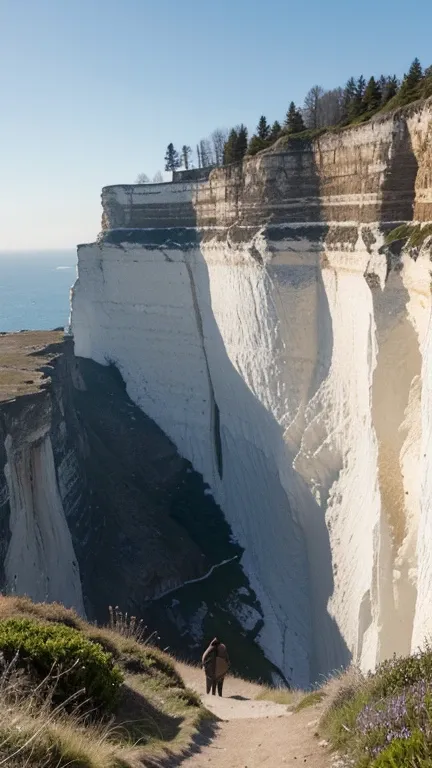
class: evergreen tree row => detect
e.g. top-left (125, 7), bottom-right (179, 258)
top-left (163, 58), bottom-right (432, 172)
top-left (245, 58), bottom-right (431, 158)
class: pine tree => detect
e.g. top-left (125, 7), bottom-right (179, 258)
top-left (164, 143), bottom-right (181, 172)
top-left (234, 125), bottom-right (248, 161)
top-left (423, 67), bottom-right (432, 98)
top-left (285, 102), bottom-right (296, 128)
top-left (285, 102), bottom-right (305, 134)
top-left (248, 135), bottom-right (266, 155)
top-left (399, 58), bottom-right (423, 101)
top-left (341, 77), bottom-right (357, 122)
top-left (405, 57), bottom-right (423, 89)
top-left (223, 127), bottom-right (248, 164)
top-left (362, 76), bottom-right (382, 113)
top-left (257, 116), bottom-right (270, 140)
top-left (378, 75), bottom-right (387, 96)
top-left (269, 121), bottom-right (282, 142)
top-left (248, 117), bottom-right (271, 156)
top-left (181, 145), bottom-right (192, 170)
top-left (223, 129), bottom-right (238, 165)
top-left (349, 75), bottom-right (366, 119)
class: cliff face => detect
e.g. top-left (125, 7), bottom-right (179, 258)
top-left (0, 333), bottom-right (273, 682)
top-left (72, 98), bottom-right (432, 686)
top-left (0, 333), bottom-right (84, 612)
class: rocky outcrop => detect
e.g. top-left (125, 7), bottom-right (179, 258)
top-left (72, 98), bottom-right (432, 686)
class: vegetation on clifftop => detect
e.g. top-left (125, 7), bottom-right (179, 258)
top-left (161, 57), bottom-right (432, 174)
top-left (0, 596), bottom-right (207, 768)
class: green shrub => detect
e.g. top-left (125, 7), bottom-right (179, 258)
top-left (0, 618), bottom-right (123, 713)
top-left (371, 730), bottom-right (432, 767)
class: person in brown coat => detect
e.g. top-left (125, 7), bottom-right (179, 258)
top-left (202, 637), bottom-right (230, 696)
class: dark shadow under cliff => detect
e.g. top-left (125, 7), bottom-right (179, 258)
top-left (47, 340), bottom-right (277, 683)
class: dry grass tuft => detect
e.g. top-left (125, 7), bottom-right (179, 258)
top-left (108, 606), bottom-right (158, 646)
top-left (255, 685), bottom-right (302, 709)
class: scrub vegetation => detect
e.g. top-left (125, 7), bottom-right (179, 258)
top-left (0, 596), bottom-right (209, 767)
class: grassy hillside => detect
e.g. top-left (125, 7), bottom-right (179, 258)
top-left (0, 597), bottom-right (211, 767)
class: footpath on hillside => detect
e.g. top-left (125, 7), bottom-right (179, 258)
top-left (172, 663), bottom-right (339, 768)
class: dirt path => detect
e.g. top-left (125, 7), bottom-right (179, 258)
top-left (176, 663), bottom-right (335, 768)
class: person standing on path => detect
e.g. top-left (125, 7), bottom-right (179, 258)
top-left (202, 637), bottom-right (230, 696)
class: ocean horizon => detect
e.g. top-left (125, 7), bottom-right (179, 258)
top-left (0, 250), bottom-right (77, 333)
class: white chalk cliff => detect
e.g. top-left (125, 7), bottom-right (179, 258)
top-left (72, 98), bottom-right (432, 686)
top-left (0, 384), bottom-right (84, 614)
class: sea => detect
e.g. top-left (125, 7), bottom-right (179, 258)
top-left (0, 250), bottom-right (77, 333)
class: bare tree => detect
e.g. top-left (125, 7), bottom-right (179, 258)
top-left (303, 85), bottom-right (325, 129)
top-left (153, 171), bottom-right (163, 183)
top-left (199, 138), bottom-right (214, 168)
top-left (135, 172), bottom-right (150, 184)
top-left (319, 87), bottom-right (344, 127)
top-left (211, 128), bottom-right (228, 166)
top-left (303, 86), bottom-right (344, 129)
top-left (181, 145), bottom-right (192, 170)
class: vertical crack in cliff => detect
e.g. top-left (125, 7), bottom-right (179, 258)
top-left (185, 261), bottom-right (223, 479)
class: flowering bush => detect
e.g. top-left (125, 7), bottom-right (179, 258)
top-left (320, 652), bottom-right (432, 766)
top-left (356, 680), bottom-right (432, 761)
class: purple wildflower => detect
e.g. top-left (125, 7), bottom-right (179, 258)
top-left (356, 680), bottom-right (432, 757)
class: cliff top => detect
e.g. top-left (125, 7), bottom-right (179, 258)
top-left (0, 330), bottom-right (64, 402)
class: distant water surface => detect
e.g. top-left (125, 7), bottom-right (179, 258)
top-left (0, 250), bottom-right (77, 332)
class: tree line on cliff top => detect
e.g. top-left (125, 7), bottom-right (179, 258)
top-left (157, 57), bottom-right (432, 176)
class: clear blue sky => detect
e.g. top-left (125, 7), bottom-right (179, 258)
top-left (1, 0), bottom-right (431, 249)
